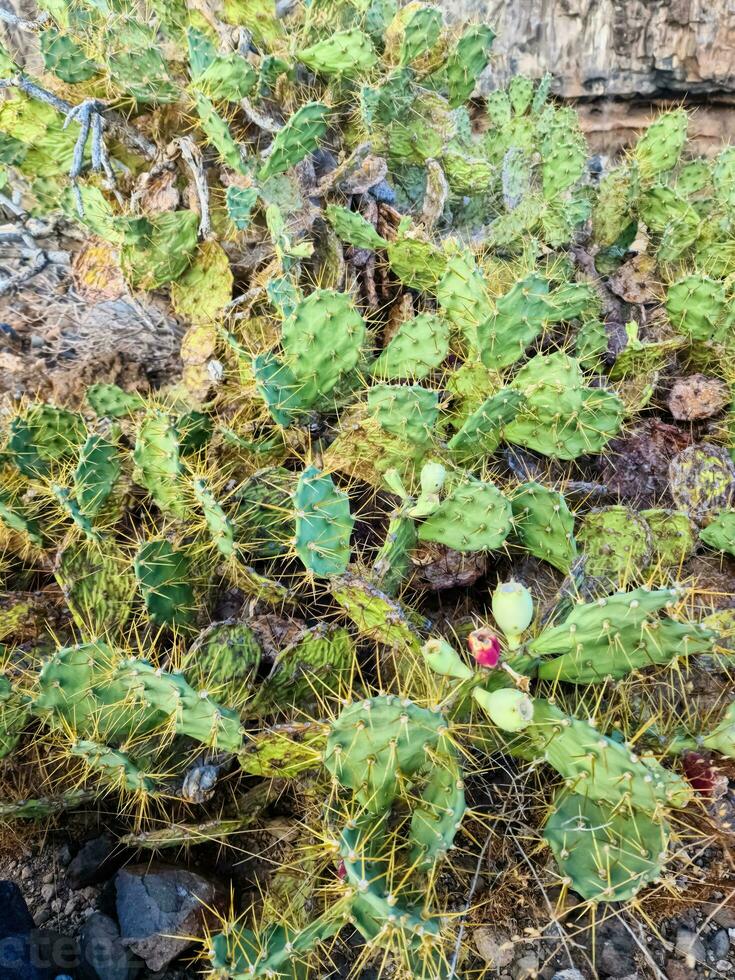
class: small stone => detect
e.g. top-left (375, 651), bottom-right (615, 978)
top-left (474, 927), bottom-right (515, 969)
top-left (665, 958), bottom-right (696, 980)
top-left (709, 929), bottom-right (730, 960)
top-left (63, 899), bottom-right (76, 917)
top-left (675, 929), bottom-right (706, 968)
top-left (34, 909), bottom-right (50, 927)
top-left (600, 936), bottom-right (636, 976)
top-left (41, 874), bottom-right (53, 886)
top-left (40, 885), bottom-right (55, 903)
top-left (513, 952), bottom-right (540, 979)
top-left (50, 899), bottom-right (62, 914)
top-left (79, 912), bottom-right (141, 980)
top-left (56, 845), bottom-right (72, 866)
top-left (668, 375), bottom-right (729, 421)
top-left (68, 836), bottom-right (123, 889)
top-left (713, 908), bottom-right (735, 929)
top-left (20, 867), bottom-right (32, 881)
top-left (716, 961), bottom-right (732, 973)
top-left (551, 970), bottom-right (587, 980)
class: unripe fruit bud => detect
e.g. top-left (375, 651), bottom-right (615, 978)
top-left (420, 461), bottom-right (447, 497)
top-left (473, 687), bottom-right (534, 731)
top-left (491, 580), bottom-right (534, 648)
top-left (467, 628), bottom-right (501, 667)
top-left (422, 637), bottom-right (474, 679)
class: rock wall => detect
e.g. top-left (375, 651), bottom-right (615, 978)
top-left (439, 0), bottom-right (735, 155)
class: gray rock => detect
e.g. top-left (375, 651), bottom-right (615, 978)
top-left (68, 836), bottom-right (123, 888)
top-left (709, 928), bottom-right (730, 960)
top-left (600, 936), bottom-right (636, 976)
top-left (79, 913), bottom-right (141, 980)
top-left (115, 864), bottom-right (222, 972)
top-left (513, 952), bottom-right (540, 979)
top-left (551, 970), bottom-right (587, 980)
top-left (474, 927), bottom-right (515, 969)
top-left (675, 928), bottom-right (706, 967)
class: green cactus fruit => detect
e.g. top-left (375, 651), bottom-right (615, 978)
top-left (641, 509), bottom-right (695, 568)
top-left (121, 211), bottom-right (199, 290)
top-left (504, 352), bottom-right (624, 460)
top-left (133, 412), bottom-right (188, 520)
top-left (194, 92), bottom-right (245, 172)
top-left (170, 241), bottom-right (233, 322)
top-left (373, 512), bottom-right (417, 595)
top-left (448, 389), bottom-right (526, 463)
top-left (436, 248), bottom-right (494, 349)
top-left (528, 700), bottom-right (692, 811)
top-left (281, 289), bottom-right (366, 404)
top-left (86, 384), bottom-right (145, 419)
top-left (397, 5), bottom-right (443, 67)
top-left (71, 739), bottom-right (156, 794)
top-left (134, 539), bottom-right (196, 629)
top-left (234, 466), bottom-right (294, 559)
top-left (422, 637), bottom-right (473, 679)
top-left (0, 498), bottom-right (42, 549)
top-left (533, 587), bottom-right (714, 683)
top-left (511, 482), bottom-right (577, 573)
top-left (443, 24), bottom-right (495, 107)
top-left (8, 404), bottom-right (86, 477)
top-left (634, 109), bottom-right (688, 185)
top-left (418, 477), bottom-right (512, 552)
top-left (191, 478), bottom-right (234, 557)
top-left (40, 28), bottom-right (97, 83)
top-left (225, 186), bottom-right (259, 231)
top-left (492, 580), bottom-right (534, 647)
top-left (545, 792), bottom-right (669, 902)
top-left (478, 274), bottom-right (550, 370)
top-left (326, 205), bottom-right (387, 251)
top-left (331, 573), bottom-right (428, 651)
top-left (259, 102), bottom-right (329, 181)
top-left (508, 76), bottom-right (535, 115)
top-left (293, 467), bottom-right (353, 577)
top-left (55, 541), bottom-right (135, 634)
top-left (324, 695), bottom-right (448, 812)
top-left (370, 313), bottom-right (449, 380)
top-left (669, 443), bottom-right (735, 525)
top-left (576, 505), bottom-right (652, 579)
top-left (74, 434), bottom-right (121, 519)
top-left (367, 384), bottom-right (439, 447)
top-left (473, 687), bottom-right (534, 731)
top-left (298, 29), bottom-right (377, 77)
top-left (386, 233), bottom-right (447, 291)
top-left (699, 510), bottom-right (735, 557)
top-left (666, 275), bottom-right (733, 345)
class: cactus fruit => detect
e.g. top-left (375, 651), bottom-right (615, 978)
top-left (418, 477), bottom-right (512, 552)
top-left (510, 482), bottom-right (577, 573)
top-left (422, 637), bottom-right (474, 679)
top-left (473, 687), bottom-right (534, 731)
top-left (293, 467), bottom-right (353, 577)
top-left (492, 580), bottom-right (535, 648)
top-left (545, 792), bottom-right (670, 902)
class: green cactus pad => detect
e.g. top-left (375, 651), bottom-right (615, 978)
top-left (373, 512), bottom-right (418, 595)
top-left (324, 695), bottom-right (448, 812)
top-left (326, 205), bottom-right (387, 250)
top-left (134, 539), bottom-right (196, 629)
top-left (40, 28), bottom-right (98, 84)
top-left (86, 384), bottom-right (145, 419)
top-left (255, 625), bottom-right (356, 712)
top-left (448, 388), bottom-right (525, 462)
top-left (576, 505), bottom-right (652, 579)
top-left (74, 434), bottom-right (121, 519)
top-left (133, 412), bottom-right (188, 520)
top-left (194, 93), bottom-right (245, 173)
top-left (699, 510), bottom-right (735, 557)
top-left (71, 739), bottom-right (156, 794)
top-left (545, 792), bottom-right (669, 902)
top-left (477, 275), bottom-right (548, 369)
top-left (511, 482), bottom-right (577, 573)
top-left (398, 5), bottom-right (443, 66)
top-left (386, 235), bottom-right (447, 291)
top-left (436, 249), bottom-right (494, 349)
top-left (0, 790), bottom-right (95, 821)
top-left (293, 467), bottom-right (354, 577)
top-left (418, 477), bottom-right (512, 552)
top-left (225, 186), bottom-right (259, 231)
top-left (641, 509), bottom-right (695, 568)
top-left (0, 498), bottom-right (42, 549)
top-left (408, 751), bottom-right (465, 868)
top-left (51, 485), bottom-right (101, 543)
top-left (370, 313), bottom-right (449, 380)
top-left (533, 587), bottom-right (714, 683)
top-left (666, 275), bottom-right (733, 345)
top-left (8, 404), bottom-right (86, 477)
top-left (332, 573), bottom-right (428, 651)
top-left (192, 478), bottom-right (234, 557)
top-left (298, 29), bottom-right (377, 77)
top-left (233, 466), bottom-right (294, 559)
top-left (634, 109), bottom-right (688, 184)
top-left (238, 722), bottom-right (326, 778)
top-left (504, 352), bottom-right (624, 460)
top-left (120, 211), bottom-right (199, 290)
top-left (0, 674), bottom-right (28, 759)
top-left (170, 241), bottom-right (233, 322)
top-left (367, 384), bottom-right (439, 446)
top-left (55, 542), bottom-right (135, 634)
top-left (259, 102), bottom-right (330, 181)
top-left (186, 620), bottom-right (262, 697)
top-left (443, 24), bottom-right (496, 108)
